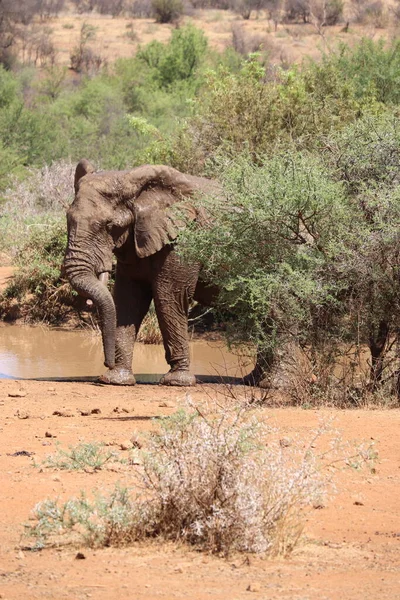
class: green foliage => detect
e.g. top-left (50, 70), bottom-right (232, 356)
top-left (178, 152), bottom-right (350, 351)
top-left (137, 25), bottom-right (208, 89)
top-left (325, 38), bottom-right (400, 105)
top-left (325, 111), bottom-right (400, 193)
top-left (42, 442), bottom-right (121, 471)
top-left (1, 222), bottom-right (74, 323)
top-left (173, 52), bottom-right (373, 171)
top-left (0, 66), bottom-right (20, 108)
top-left (8, 223), bottom-right (67, 298)
top-left (335, 184), bottom-right (400, 338)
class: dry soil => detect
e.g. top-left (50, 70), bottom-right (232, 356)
top-left (0, 377), bottom-right (399, 600)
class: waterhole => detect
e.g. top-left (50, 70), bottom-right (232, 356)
top-left (0, 324), bottom-right (252, 382)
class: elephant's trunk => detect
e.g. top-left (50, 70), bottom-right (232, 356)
top-left (64, 263), bottom-right (116, 369)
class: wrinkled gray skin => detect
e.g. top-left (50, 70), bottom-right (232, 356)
top-left (63, 160), bottom-right (267, 387)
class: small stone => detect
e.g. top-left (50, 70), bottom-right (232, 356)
top-left (354, 501), bottom-right (364, 506)
top-left (91, 408), bottom-right (101, 414)
top-left (158, 401), bottom-right (174, 408)
top-left (113, 406), bottom-right (130, 414)
top-left (45, 431), bottom-right (55, 438)
top-left (8, 450), bottom-right (34, 457)
top-left (246, 583), bottom-right (261, 593)
top-left (8, 391), bottom-right (27, 398)
top-left (75, 552), bottom-right (86, 560)
top-left (15, 410), bottom-right (30, 419)
top-left (174, 567), bottom-right (183, 573)
top-left (52, 475), bottom-right (61, 482)
top-left (47, 387), bottom-right (56, 392)
top-left (53, 409), bottom-right (75, 417)
top-left (78, 409), bottom-right (91, 416)
top-left (120, 440), bottom-right (133, 451)
top-left (279, 437), bottom-right (291, 448)
top-left (17, 550), bottom-right (25, 560)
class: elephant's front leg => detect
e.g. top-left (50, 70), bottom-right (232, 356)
top-left (152, 252), bottom-right (198, 387)
top-left (99, 271), bottom-right (152, 385)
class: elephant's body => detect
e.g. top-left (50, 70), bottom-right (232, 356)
top-left (64, 161), bottom-right (265, 386)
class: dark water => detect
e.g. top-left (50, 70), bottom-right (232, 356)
top-left (0, 324), bottom-right (252, 382)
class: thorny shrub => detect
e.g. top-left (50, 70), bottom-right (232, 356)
top-left (26, 401), bottom-right (375, 555)
top-left (0, 160), bottom-right (74, 256)
top-left (0, 161), bottom-right (77, 322)
top-left (0, 223), bottom-right (73, 323)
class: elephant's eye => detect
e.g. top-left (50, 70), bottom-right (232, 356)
top-left (105, 220), bottom-right (113, 233)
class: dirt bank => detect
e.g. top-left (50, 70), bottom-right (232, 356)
top-left (0, 378), bottom-right (399, 599)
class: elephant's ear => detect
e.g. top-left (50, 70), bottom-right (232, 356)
top-left (133, 185), bottom-right (196, 258)
top-left (120, 165), bottom-right (201, 259)
top-left (74, 159), bottom-right (96, 193)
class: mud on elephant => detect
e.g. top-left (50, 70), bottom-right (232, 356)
top-left (63, 160), bottom-right (268, 387)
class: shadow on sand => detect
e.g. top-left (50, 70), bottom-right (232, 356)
top-left (0, 373), bottom-right (244, 385)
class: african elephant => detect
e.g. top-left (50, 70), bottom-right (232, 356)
top-left (63, 160), bottom-right (268, 387)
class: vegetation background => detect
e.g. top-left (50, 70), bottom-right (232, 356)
top-left (1, 0), bottom-right (400, 405)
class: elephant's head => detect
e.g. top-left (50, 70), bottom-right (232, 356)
top-left (63, 159), bottom-right (215, 369)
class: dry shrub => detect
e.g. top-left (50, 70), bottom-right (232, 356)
top-left (350, 0), bottom-right (388, 27)
top-left (26, 400), bottom-right (374, 554)
top-left (95, 0), bottom-right (125, 15)
top-left (126, 0), bottom-right (153, 17)
top-left (0, 160), bottom-right (74, 256)
top-left (231, 24), bottom-right (269, 56)
top-left (0, 161), bottom-right (75, 323)
top-left (70, 22), bottom-right (107, 74)
top-left (19, 26), bottom-right (57, 67)
top-left (280, 342), bottom-right (400, 408)
top-left (152, 0), bottom-right (184, 22)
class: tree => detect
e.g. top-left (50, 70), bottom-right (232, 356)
top-left (151, 0), bottom-right (183, 23)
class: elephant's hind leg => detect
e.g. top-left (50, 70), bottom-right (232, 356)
top-left (99, 271), bottom-right (152, 386)
top-left (242, 347), bottom-right (274, 389)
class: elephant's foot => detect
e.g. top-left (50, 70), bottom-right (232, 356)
top-left (242, 368), bottom-right (271, 389)
top-left (98, 368), bottom-right (136, 386)
top-left (159, 369), bottom-right (196, 387)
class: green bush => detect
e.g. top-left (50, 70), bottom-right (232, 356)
top-left (178, 151), bottom-right (350, 353)
top-left (165, 52), bottom-right (373, 171)
top-left (0, 222), bottom-right (73, 323)
top-left (325, 111), bottom-right (400, 193)
top-left (321, 39), bottom-right (400, 105)
top-left (137, 25), bottom-right (208, 89)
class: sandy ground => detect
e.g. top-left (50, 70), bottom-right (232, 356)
top-left (32, 8), bottom-right (395, 68)
top-left (0, 376), bottom-right (399, 600)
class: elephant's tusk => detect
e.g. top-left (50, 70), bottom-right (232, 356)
top-left (86, 272), bottom-right (110, 306)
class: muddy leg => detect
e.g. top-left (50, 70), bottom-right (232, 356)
top-left (152, 251), bottom-right (198, 387)
top-left (99, 271), bottom-right (152, 385)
